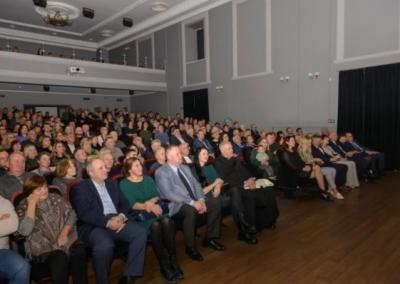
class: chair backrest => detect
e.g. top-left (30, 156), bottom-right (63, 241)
top-left (43, 172), bottom-right (55, 184)
top-left (66, 179), bottom-right (84, 203)
top-left (144, 159), bottom-right (156, 170)
top-left (112, 173), bottom-right (125, 182)
top-left (81, 168), bottom-right (89, 179)
top-left (11, 189), bottom-right (23, 205)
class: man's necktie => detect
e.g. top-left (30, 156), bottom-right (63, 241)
top-left (177, 169), bottom-right (197, 200)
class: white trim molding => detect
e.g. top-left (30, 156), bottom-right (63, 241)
top-left (181, 12), bottom-right (211, 88)
top-left (336, 0), bottom-right (345, 61)
top-left (232, 0), bottom-right (272, 80)
top-left (103, 0), bottom-right (233, 50)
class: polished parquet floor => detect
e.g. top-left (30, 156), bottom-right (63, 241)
top-left (97, 172), bottom-right (400, 284)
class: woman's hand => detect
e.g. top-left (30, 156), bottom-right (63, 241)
top-left (303, 165), bottom-right (311, 172)
top-left (150, 204), bottom-right (163, 216)
top-left (27, 193), bottom-right (40, 206)
top-left (56, 232), bottom-right (69, 247)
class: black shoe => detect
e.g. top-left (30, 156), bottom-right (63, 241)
top-left (118, 276), bottom-right (136, 284)
top-left (160, 265), bottom-right (177, 284)
top-left (320, 191), bottom-right (333, 201)
top-left (203, 239), bottom-right (225, 251)
top-left (170, 255), bottom-right (184, 280)
top-left (246, 226), bottom-right (258, 235)
top-left (185, 247), bottom-right (204, 261)
top-left (238, 231), bottom-right (258, 245)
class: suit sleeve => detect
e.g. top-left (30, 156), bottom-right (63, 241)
top-left (184, 166), bottom-right (205, 200)
top-left (155, 169), bottom-right (194, 205)
top-left (71, 182), bottom-right (108, 228)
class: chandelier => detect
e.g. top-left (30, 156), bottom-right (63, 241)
top-left (35, 1), bottom-right (79, 27)
top-left (43, 10), bottom-right (72, 26)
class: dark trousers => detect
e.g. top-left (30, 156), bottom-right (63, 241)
top-left (41, 242), bottom-right (87, 284)
top-left (241, 188), bottom-right (279, 228)
top-left (368, 152), bottom-right (385, 172)
top-left (149, 217), bottom-right (177, 265)
top-left (330, 163), bottom-right (347, 187)
top-left (80, 221), bottom-right (147, 284)
top-left (173, 196), bottom-right (221, 248)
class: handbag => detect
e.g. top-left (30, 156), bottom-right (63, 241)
top-left (128, 200), bottom-right (169, 222)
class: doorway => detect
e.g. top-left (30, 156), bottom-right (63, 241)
top-left (182, 88), bottom-right (209, 120)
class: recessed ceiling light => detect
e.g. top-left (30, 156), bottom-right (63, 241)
top-left (9, 24), bottom-right (15, 28)
top-left (89, 38), bottom-right (93, 41)
top-left (100, 29), bottom-right (114, 37)
top-left (52, 31), bottom-right (57, 35)
top-left (151, 1), bottom-right (168, 12)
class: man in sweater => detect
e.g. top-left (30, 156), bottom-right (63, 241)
top-left (0, 195), bottom-right (31, 283)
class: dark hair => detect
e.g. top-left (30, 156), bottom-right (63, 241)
top-left (23, 174), bottom-right (47, 196)
top-left (282, 136), bottom-right (295, 150)
top-left (122, 157), bottom-right (142, 177)
top-left (193, 147), bottom-right (208, 186)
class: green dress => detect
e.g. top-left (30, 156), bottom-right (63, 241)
top-left (191, 164), bottom-right (220, 197)
top-left (120, 176), bottom-right (163, 232)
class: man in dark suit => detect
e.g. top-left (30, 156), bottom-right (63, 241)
top-left (169, 128), bottom-right (188, 146)
top-left (155, 146), bottom-right (224, 262)
top-left (345, 132), bottom-right (385, 176)
top-left (311, 135), bottom-right (347, 187)
top-left (214, 142), bottom-right (279, 244)
top-left (329, 132), bottom-right (371, 180)
top-left (71, 158), bottom-right (147, 284)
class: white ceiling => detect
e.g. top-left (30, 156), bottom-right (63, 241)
top-left (0, 0), bottom-right (231, 50)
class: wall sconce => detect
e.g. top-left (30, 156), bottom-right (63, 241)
top-left (308, 72), bottom-right (320, 80)
top-left (216, 85), bottom-right (224, 94)
top-left (280, 76), bottom-right (290, 83)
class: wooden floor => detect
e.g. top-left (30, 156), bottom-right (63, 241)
top-left (98, 172), bottom-right (400, 284)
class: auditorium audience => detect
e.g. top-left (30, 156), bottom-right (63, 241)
top-left (17, 175), bottom-right (87, 284)
top-left (0, 105), bottom-right (390, 282)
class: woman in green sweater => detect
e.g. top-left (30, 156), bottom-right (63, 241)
top-left (120, 157), bottom-right (182, 284)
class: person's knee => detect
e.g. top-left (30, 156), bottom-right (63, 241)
top-left (13, 257), bottom-right (30, 278)
top-left (92, 239), bottom-right (115, 257)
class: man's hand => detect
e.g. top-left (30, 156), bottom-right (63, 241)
top-left (106, 216), bottom-right (124, 231)
top-left (303, 165), bottom-right (311, 172)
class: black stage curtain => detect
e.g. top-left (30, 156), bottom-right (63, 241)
top-left (338, 63), bottom-right (400, 169)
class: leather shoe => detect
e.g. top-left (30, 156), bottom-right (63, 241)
top-left (185, 247), bottom-right (203, 261)
top-left (160, 265), bottom-right (177, 284)
top-left (170, 255), bottom-right (184, 280)
top-left (118, 276), bottom-right (136, 284)
top-left (238, 231), bottom-right (258, 245)
top-left (246, 226), bottom-right (258, 235)
top-left (203, 238), bottom-right (225, 251)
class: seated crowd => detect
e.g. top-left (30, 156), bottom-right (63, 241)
top-left (0, 108), bottom-right (385, 284)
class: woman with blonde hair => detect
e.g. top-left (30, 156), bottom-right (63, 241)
top-left (297, 137), bottom-right (343, 199)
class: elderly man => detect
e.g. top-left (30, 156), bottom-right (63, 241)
top-left (0, 152), bottom-right (33, 200)
top-left (178, 143), bottom-right (194, 165)
top-left (155, 146), bottom-right (224, 262)
top-left (214, 142), bottom-right (279, 244)
top-left (71, 158), bottom-right (147, 284)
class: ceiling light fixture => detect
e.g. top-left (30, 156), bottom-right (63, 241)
top-left (35, 1), bottom-right (79, 27)
top-left (151, 1), bottom-right (168, 12)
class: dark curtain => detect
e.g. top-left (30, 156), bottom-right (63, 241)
top-left (338, 63), bottom-right (400, 169)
